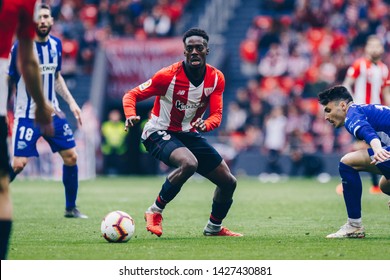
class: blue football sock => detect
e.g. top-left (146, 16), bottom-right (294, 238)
top-left (156, 178), bottom-right (182, 209)
top-left (210, 199), bottom-right (233, 224)
top-left (63, 165), bottom-right (78, 209)
top-left (339, 162), bottom-right (362, 219)
top-left (370, 173), bottom-right (379, 186)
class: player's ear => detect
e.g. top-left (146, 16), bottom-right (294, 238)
top-left (206, 48), bottom-right (210, 55)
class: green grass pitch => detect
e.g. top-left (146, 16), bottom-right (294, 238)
top-left (8, 176), bottom-right (390, 260)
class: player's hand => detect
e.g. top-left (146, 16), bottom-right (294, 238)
top-left (34, 101), bottom-right (54, 136)
top-left (125, 116), bottom-right (141, 132)
top-left (70, 102), bottom-right (82, 126)
top-left (370, 147), bottom-right (390, 164)
top-left (192, 118), bottom-right (207, 132)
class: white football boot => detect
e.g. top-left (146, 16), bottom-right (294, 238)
top-left (326, 221), bottom-right (365, 238)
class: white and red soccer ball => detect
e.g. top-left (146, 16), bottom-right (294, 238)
top-left (101, 211), bottom-right (135, 242)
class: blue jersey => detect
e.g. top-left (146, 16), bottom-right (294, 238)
top-left (345, 104), bottom-right (390, 146)
top-left (9, 35), bottom-right (76, 156)
top-left (9, 35), bottom-right (62, 119)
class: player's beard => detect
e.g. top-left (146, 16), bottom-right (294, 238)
top-left (36, 25), bottom-right (52, 39)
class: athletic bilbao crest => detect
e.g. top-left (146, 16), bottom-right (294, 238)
top-left (204, 87), bottom-right (214, 96)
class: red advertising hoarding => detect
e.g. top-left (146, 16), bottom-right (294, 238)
top-left (102, 38), bottom-right (184, 100)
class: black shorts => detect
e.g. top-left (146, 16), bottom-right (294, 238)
top-left (0, 116), bottom-right (10, 173)
top-left (143, 131), bottom-right (223, 176)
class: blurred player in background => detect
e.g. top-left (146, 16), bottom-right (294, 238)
top-left (8, 4), bottom-right (87, 219)
top-left (123, 28), bottom-right (242, 237)
top-left (101, 109), bottom-right (128, 175)
top-left (318, 85), bottom-right (390, 238)
top-left (341, 35), bottom-right (390, 194)
top-left (0, 0), bottom-right (53, 260)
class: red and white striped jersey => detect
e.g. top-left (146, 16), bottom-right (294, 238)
top-left (123, 61), bottom-right (224, 140)
top-left (346, 57), bottom-right (390, 104)
top-left (0, 0), bottom-right (39, 116)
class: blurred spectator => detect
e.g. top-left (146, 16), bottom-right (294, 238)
top-left (257, 17), bottom-right (282, 57)
top-left (225, 101), bottom-right (247, 133)
top-left (289, 149), bottom-right (324, 178)
top-left (286, 43), bottom-right (310, 78)
top-left (245, 99), bottom-right (269, 129)
top-left (240, 39), bottom-right (259, 77)
top-left (61, 37), bottom-right (79, 77)
top-left (262, 78), bottom-right (289, 107)
top-left (263, 106), bottom-right (287, 176)
top-left (243, 124), bottom-right (263, 151)
top-left (302, 61), bottom-right (336, 98)
top-left (143, 5), bottom-right (172, 37)
top-left (258, 43), bottom-right (288, 77)
top-left (235, 87), bottom-right (251, 111)
top-left (101, 109), bottom-right (128, 175)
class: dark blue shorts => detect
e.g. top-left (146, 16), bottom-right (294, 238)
top-left (13, 115), bottom-right (76, 157)
top-left (143, 131), bottom-right (223, 176)
top-left (368, 146), bottom-right (390, 179)
top-left (0, 116), bottom-right (10, 172)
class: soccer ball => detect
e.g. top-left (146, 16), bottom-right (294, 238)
top-left (101, 210), bottom-right (135, 242)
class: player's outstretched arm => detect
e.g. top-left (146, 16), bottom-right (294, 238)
top-left (18, 37), bottom-right (54, 136)
top-left (55, 72), bottom-right (82, 126)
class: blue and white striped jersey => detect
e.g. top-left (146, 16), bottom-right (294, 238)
top-left (345, 104), bottom-right (390, 146)
top-left (9, 35), bottom-right (62, 119)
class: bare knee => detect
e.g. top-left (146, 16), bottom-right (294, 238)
top-left (0, 173), bottom-right (10, 193)
top-left (340, 150), bottom-right (373, 171)
top-left (379, 176), bottom-right (390, 195)
top-left (340, 154), bottom-right (353, 166)
top-left (168, 148), bottom-right (198, 184)
top-left (179, 158), bottom-right (198, 178)
top-left (61, 150), bottom-right (78, 166)
top-left (224, 174), bottom-right (237, 194)
top-left (13, 158), bottom-right (28, 174)
top-left (167, 158), bottom-right (198, 186)
top-left (214, 174), bottom-right (237, 203)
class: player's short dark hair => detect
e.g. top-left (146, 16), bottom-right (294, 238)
top-left (318, 85), bottom-right (353, 105)
top-left (183, 28), bottom-right (209, 44)
top-left (39, 3), bottom-right (51, 13)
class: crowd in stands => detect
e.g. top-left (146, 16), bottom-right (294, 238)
top-left (46, 0), bottom-right (188, 74)
top-left (38, 0), bottom-right (390, 177)
top-left (231, 0), bottom-right (390, 176)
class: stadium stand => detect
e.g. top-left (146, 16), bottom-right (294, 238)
top-left (9, 0), bottom-right (390, 177)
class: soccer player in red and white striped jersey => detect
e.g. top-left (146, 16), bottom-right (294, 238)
top-left (342, 35), bottom-right (390, 194)
top-left (0, 0), bottom-right (53, 259)
top-left (344, 35), bottom-right (390, 105)
top-left (123, 28), bottom-right (242, 237)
